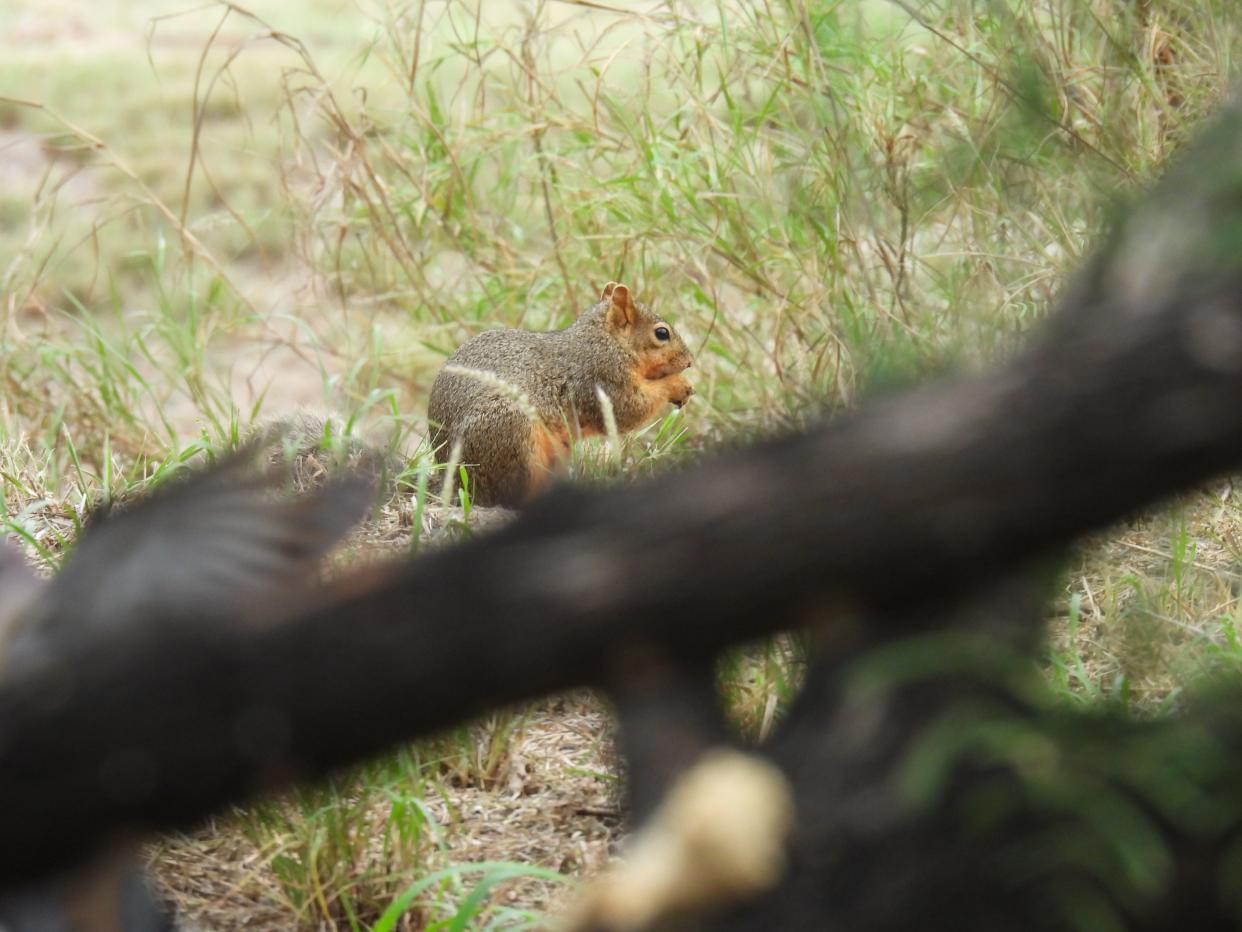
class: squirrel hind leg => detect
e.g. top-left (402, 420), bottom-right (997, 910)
top-left (428, 407), bottom-right (572, 509)
top-left (448, 411), bottom-right (547, 509)
top-left (526, 422), bottom-right (573, 499)
top-left (481, 419), bottom-right (571, 508)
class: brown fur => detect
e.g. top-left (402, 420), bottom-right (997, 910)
top-left (427, 282), bottom-right (694, 507)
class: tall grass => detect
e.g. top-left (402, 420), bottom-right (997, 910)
top-left (274, 0), bottom-right (1239, 431)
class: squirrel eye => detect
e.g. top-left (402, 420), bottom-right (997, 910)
top-left (654, 326), bottom-right (670, 341)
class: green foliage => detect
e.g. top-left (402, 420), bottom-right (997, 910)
top-left (841, 625), bottom-right (1242, 929)
top-left (287, 0), bottom-right (1241, 428)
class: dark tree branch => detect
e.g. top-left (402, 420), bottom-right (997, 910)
top-left (7, 92), bottom-right (1242, 899)
top-left (605, 650), bottom-right (732, 824)
top-left (710, 580), bottom-right (1242, 931)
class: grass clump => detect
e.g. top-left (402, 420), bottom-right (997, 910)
top-left (279, 0), bottom-right (1240, 432)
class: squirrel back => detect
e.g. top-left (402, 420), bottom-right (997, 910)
top-left (427, 282), bottom-right (694, 507)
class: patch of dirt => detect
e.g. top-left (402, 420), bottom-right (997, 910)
top-left (154, 285), bottom-right (336, 440)
top-left (0, 130), bottom-right (96, 202)
top-left (150, 694), bottom-right (624, 930)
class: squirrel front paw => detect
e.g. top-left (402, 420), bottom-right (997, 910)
top-left (663, 374), bottom-right (695, 409)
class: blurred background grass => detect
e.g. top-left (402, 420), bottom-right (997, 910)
top-left (5, 0), bottom-right (1242, 927)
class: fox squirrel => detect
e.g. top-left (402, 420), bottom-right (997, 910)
top-left (427, 282), bottom-right (694, 507)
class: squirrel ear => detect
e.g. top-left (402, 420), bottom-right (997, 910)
top-left (605, 283), bottom-right (637, 330)
top-left (601, 281), bottom-right (619, 301)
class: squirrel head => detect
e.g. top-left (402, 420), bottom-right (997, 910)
top-left (597, 282), bottom-right (694, 380)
